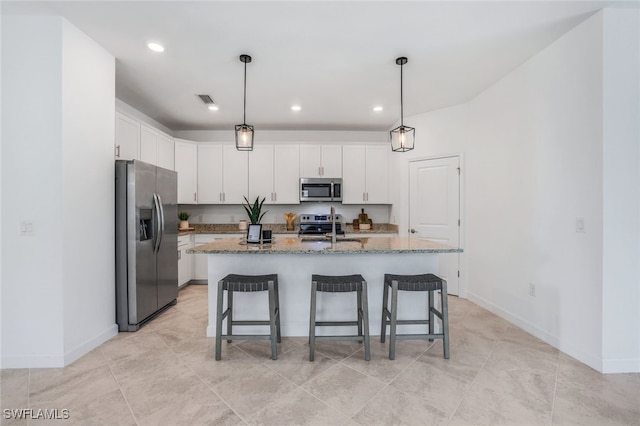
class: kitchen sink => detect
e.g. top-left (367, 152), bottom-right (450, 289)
top-left (300, 237), bottom-right (363, 243)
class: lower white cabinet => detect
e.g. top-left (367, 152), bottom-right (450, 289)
top-left (193, 234), bottom-right (243, 281)
top-left (178, 235), bottom-right (194, 288)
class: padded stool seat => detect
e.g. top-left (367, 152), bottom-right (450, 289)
top-left (309, 274), bottom-right (370, 361)
top-left (381, 273), bottom-right (449, 360)
top-left (216, 274), bottom-right (281, 361)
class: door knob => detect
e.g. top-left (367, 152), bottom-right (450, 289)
top-left (410, 229), bottom-right (417, 233)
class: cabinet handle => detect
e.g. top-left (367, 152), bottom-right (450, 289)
top-left (319, 166), bottom-right (322, 176)
top-left (366, 192), bottom-right (369, 202)
top-left (223, 193), bottom-right (226, 202)
top-left (194, 192), bottom-right (197, 202)
top-left (219, 192), bottom-right (222, 202)
top-left (115, 145), bottom-right (121, 158)
top-left (363, 192), bottom-right (366, 202)
top-left (321, 166), bottom-right (324, 176)
top-left (178, 250), bottom-right (181, 260)
top-left (273, 192), bottom-right (277, 202)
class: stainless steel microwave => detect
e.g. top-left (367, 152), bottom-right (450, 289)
top-left (300, 178), bottom-right (342, 202)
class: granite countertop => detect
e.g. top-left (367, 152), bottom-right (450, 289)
top-left (178, 223), bottom-right (399, 236)
top-left (187, 236), bottom-right (461, 255)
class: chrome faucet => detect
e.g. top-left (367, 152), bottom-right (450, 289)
top-left (330, 205), bottom-right (337, 244)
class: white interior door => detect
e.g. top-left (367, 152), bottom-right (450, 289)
top-left (409, 156), bottom-right (461, 295)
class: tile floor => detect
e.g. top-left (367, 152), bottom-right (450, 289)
top-left (2, 285), bottom-right (639, 425)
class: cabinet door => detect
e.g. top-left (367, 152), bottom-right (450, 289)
top-left (321, 145), bottom-right (342, 178)
top-left (341, 145), bottom-right (366, 204)
top-left (194, 235), bottom-right (218, 280)
top-left (140, 125), bottom-right (158, 165)
top-left (273, 145), bottom-right (300, 204)
top-left (364, 145), bottom-right (389, 203)
top-left (197, 144), bottom-right (223, 204)
top-left (115, 112), bottom-right (139, 160)
top-left (222, 145), bottom-right (249, 204)
top-left (175, 140), bottom-right (198, 204)
top-left (299, 145), bottom-right (321, 177)
top-left (157, 133), bottom-right (175, 171)
top-left (248, 145), bottom-right (274, 204)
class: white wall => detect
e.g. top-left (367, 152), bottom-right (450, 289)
top-left (601, 8), bottom-right (640, 372)
top-left (392, 10), bottom-right (640, 372)
top-left (1, 16), bottom-right (117, 368)
top-left (2, 16), bottom-right (65, 368)
top-left (61, 20), bottom-right (117, 365)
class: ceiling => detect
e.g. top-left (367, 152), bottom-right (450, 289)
top-left (3, 1), bottom-right (637, 132)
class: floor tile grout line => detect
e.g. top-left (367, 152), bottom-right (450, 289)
top-left (97, 347), bottom-right (141, 426)
top-left (445, 335), bottom-right (499, 424)
top-left (26, 368), bottom-right (31, 426)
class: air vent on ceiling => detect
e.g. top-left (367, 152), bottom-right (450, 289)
top-left (197, 94), bottom-right (215, 105)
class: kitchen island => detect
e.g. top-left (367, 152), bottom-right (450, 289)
top-left (188, 237), bottom-right (462, 337)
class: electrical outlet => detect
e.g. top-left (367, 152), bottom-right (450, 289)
top-left (576, 218), bottom-right (585, 233)
top-left (529, 283), bottom-right (536, 297)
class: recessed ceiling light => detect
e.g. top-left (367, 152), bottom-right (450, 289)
top-left (147, 42), bottom-right (165, 53)
top-left (208, 105), bottom-right (219, 111)
top-left (373, 106), bottom-right (383, 112)
top-left (291, 105), bottom-right (301, 111)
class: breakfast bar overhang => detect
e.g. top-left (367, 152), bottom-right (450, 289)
top-left (188, 237), bottom-right (463, 337)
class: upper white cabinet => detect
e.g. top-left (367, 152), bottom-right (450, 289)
top-left (140, 125), bottom-right (175, 170)
top-left (198, 144), bottom-right (248, 204)
top-left (299, 144), bottom-right (342, 178)
top-left (342, 144), bottom-right (389, 204)
top-left (175, 139), bottom-right (198, 204)
top-left (114, 112), bottom-right (139, 160)
top-left (249, 144), bottom-right (300, 204)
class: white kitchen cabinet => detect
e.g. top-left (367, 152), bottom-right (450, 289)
top-left (342, 144), bottom-right (389, 204)
top-left (157, 133), bottom-right (175, 170)
top-left (198, 144), bottom-right (248, 204)
top-left (175, 139), bottom-right (198, 204)
top-left (249, 144), bottom-right (300, 204)
top-left (114, 111), bottom-right (139, 160)
top-left (140, 125), bottom-right (175, 170)
top-left (178, 234), bottom-right (194, 288)
top-left (299, 144), bottom-right (342, 178)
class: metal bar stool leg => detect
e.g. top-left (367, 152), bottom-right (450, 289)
top-left (215, 279), bottom-right (224, 361)
top-left (227, 289), bottom-right (234, 343)
top-left (389, 280), bottom-right (399, 360)
top-left (309, 280), bottom-right (317, 361)
top-left (428, 288), bottom-right (434, 342)
top-left (268, 280), bottom-right (278, 360)
top-left (361, 280), bottom-right (371, 361)
top-left (441, 279), bottom-right (450, 359)
top-left (357, 287), bottom-right (363, 337)
top-left (380, 279), bottom-right (389, 342)
top-left (274, 278), bottom-right (282, 343)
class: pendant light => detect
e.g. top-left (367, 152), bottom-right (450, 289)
top-left (235, 54), bottom-right (254, 151)
top-left (390, 57), bottom-right (415, 152)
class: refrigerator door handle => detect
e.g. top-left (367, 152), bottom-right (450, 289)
top-left (157, 193), bottom-right (165, 251)
top-left (152, 193), bottom-right (161, 253)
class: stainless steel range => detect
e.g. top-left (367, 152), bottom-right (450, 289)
top-left (299, 213), bottom-right (345, 235)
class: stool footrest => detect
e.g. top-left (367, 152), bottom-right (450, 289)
top-left (315, 335), bottom-right (365, 342)
top-left (315, 321), bottom-right (359, 327)
top-left (384, 319), bottom-right (431, 325)
top-left (221, 334), bottom-right (273, 341)
top-left (394, 333), bottom-right (444, 340)
top-left (230, 320), bottom-right (273, 326)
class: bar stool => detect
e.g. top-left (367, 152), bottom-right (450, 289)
top-left (381, 273), bottom-right (449, 360)
top-left (215, 274), bottom-right (281, 361)
top-left (309, 274), bottom-right (370, 361)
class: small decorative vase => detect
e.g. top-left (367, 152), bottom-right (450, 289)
top-left (179, 220), bottom-right (189, 229)
top-left (284, 213), bottom-right (297, 231)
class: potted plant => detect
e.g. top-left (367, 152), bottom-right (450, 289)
top-left (178, 211), bottom-right (191, 229)
top-left (242, 196), bottom-right (268, 224)
top-left (358, 218), bottom-right (371, 231)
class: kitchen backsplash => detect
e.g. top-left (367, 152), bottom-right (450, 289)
top-left (179, 203), bottom-right (392, 225)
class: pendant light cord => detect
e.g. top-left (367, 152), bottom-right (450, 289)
top-left (243, 60), bottom-right (247, 125)
top-left (400, 62), bottom-right (404, 127)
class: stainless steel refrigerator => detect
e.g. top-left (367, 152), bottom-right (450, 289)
top-left (115, 160), bottom-right (178, 331)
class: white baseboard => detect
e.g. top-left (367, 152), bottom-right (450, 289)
top-left (601, 357), bottom-right (640, 373)
top-left (0, 324), bottom-right (118, 369)
top-left (466, 292), bottom-right (607, 373)
top-left (64, 324), bottom-right (118, 366)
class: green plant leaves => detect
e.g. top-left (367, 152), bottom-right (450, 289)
top-left (242, 196), bottom-right (268, 224)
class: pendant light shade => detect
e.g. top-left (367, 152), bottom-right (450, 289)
top-left (390, 57), bottom-right (415, 152)
top-left (235, 54), bottom-right (254, 151)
